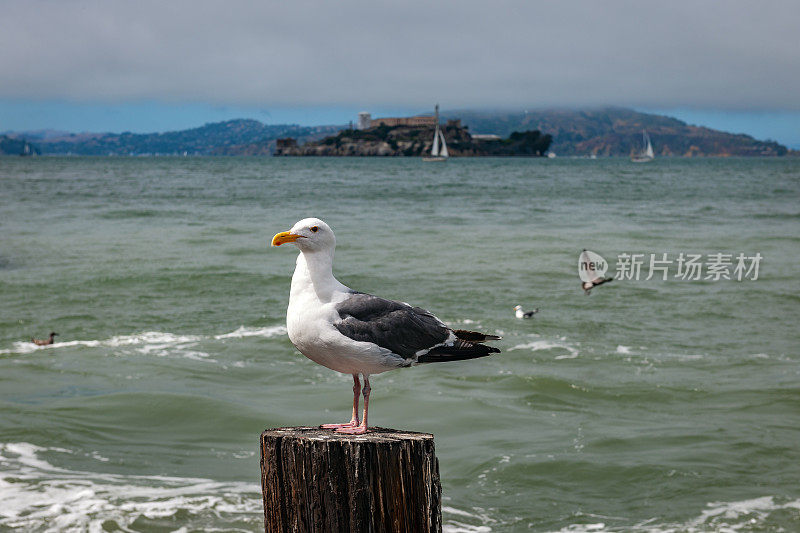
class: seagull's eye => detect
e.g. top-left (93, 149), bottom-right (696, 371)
top-left (310, 226), bottom-right (319, 233)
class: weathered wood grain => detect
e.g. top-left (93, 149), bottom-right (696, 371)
top-left (261, 426), bottom-right (441, 533)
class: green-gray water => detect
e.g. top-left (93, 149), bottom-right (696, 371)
top-left (1, 156), bottom-right (798, 532)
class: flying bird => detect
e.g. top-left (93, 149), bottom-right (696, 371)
top-left (272, 218), bottom-right (501, 434)
top-left (582, 277), bottom-right (613, 295)
top-left (580, 249), bottom-right (613, 295)
top-left (31, 332), bottom-right (58, 346)
top-left (514, 305), bottom-right (539, 319)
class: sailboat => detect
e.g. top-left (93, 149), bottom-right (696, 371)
top-left (631, 130), bottom-right (654, 163)
top-left (423, 104), bottom-right (448, 162)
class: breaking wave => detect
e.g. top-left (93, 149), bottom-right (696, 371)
top-left (550, 495), bottom-right (800, 532)
top-left (0, 325), bottom-right (287, 358)
top-left (508, 336), bottom-right (580, 359)
top-left (0, 442), bottom-right (261, 531)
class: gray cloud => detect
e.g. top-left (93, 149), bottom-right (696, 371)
top-left (2, 0), bottom-right (798, 110)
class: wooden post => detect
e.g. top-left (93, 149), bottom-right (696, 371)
top-left (260, 426), bottom-right (441, 533)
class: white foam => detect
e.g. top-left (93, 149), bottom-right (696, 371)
top-left (554, 495), bottom-right (800, 532)
top-left (106, 331), bottom-right (203, 347)
top-left (616, 345), bottom-right (631, 354)
top-left (0, 342), bottom-right (44, 355)
top-left (0, 442), bottom-right (261, 531)
top-left (0, 325), bottom-right (287, 359)
top-left (692, 495), bottom-right (800, 529)
top-left (443, 521), bottom-right (492, 531)
top-left (443, 505), bottom-right (495, 533)
top-left (1, 442), bottom-right (73, 473)
top-left (554, 524), bottom-right (607, 532)
top-left (214, 325), bottom-right (287, 339)
top-left (106, 332), bottom-right (216, 362)
top-left (508, 339), bottom-right (579, 359)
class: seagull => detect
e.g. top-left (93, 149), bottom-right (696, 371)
top-left (582, 277), bottom-right (613, 295)
top-left (514, 305), bottom-right (539, 319)
top-left (580, 249), bottom-right (613, 295)
top-left (31, 332), bottom-right (58, 346)
top-left (272, 218), bottom-right (501, 434)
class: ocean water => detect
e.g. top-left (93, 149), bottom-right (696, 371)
top-left (1, 156), bottom-right (798, 532)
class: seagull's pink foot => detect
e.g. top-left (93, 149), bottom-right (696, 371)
top-left (336, 424), bottom-right (368, 435)
top-left (320, 421), bottom-right (357, 430)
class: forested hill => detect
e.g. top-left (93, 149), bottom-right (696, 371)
top-left (6, 120), bottom-right (341, 156)
top-left (450, 107), bottom-right (787, 157)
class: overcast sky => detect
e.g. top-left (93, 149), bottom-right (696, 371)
top-left (1, 0), bottom-right (798, 142)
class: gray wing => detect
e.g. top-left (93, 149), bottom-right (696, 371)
top-left (334, 292), bottom-right (450, 360)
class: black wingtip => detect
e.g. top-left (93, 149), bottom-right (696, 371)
top-left (417, 339), bottom-right (501, 364)
top-left (453, 329), bottom-right (501, 342)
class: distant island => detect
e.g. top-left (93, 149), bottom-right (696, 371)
top-left (0, 121), bottom-right (340, 157)
top-left (274, 117), bottom-right (552, 157)
top-left (0, 107), bottom-right (790, 157)
top-left (451, 107), bottom-right (789, 157)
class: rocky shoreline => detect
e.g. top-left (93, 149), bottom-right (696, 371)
top-left (274, 122), bottom-right (552, 157)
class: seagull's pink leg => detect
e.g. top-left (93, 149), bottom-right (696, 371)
top-left (321, 374), bottom-right (361, 429)
top-left (337, 375), bottom-right (370, 434)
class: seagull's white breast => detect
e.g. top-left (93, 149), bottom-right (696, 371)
top-left (285, 253), bottom-right (404, 375)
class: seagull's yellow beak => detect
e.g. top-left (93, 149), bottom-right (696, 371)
top-left (271, 231), bottom-right (302, 247)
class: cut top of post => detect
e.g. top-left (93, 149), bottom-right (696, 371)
top-left (261, 426), bottom-right (434, 443)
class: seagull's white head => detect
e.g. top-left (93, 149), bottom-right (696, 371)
top-left (271, 218), bottom-right (336, 253)
top-left (514, 305), bottom-right (522, 311)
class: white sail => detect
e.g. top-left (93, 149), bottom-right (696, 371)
top-left (644, 132), bottom-right (654, 159)
top-left (632, 129), bottom-right (654, 162)
top-left (423, 104), bottom-right (448, 161)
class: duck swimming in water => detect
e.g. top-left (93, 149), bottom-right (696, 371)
top-left (31, 332), bottom-right (58, 346)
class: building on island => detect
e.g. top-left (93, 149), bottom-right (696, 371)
top-left (357, 111), bottom-right (437, 129)
top-left (369, 115), bottom-right (436, 128)
top-left (357, 112), bottom-right (372, 130)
